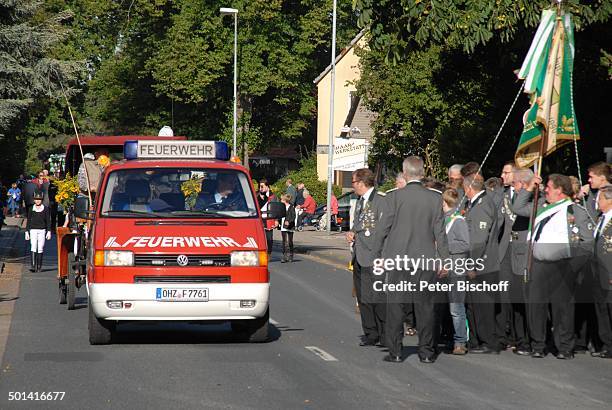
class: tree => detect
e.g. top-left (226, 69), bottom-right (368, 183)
top-left (354, 0), bottom-right (612, 59)
top-left (354, 0), bottom-right (611, 178)
top-left (0, 0), bottom-right (83, 177)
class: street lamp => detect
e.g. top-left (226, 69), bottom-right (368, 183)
top-left (325, 0), bottom-right (337, 234)
top-left (220, 7), bottom-right (238, 158)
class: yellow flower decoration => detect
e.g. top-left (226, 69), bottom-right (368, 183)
top-left (97, 155), bottom-right (110, 168)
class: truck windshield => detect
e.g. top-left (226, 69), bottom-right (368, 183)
top-left (100, 168), bottom-right (258, 218)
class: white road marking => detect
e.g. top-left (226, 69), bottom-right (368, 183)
top-left (305, 346), bottom-right (338, 362)
top-left (269, 318), bottom-right (279, 326)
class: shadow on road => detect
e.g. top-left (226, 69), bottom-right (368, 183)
top-left (105, 320), bottom-right (283, 345)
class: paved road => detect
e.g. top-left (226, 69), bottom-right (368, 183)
top-left (0, 238), bottom-right (610, 409)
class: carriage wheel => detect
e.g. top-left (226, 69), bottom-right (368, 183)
top-left (67, 252), bottom-right (77, 310)
top-left (59, 280), bottom-right (67, 304)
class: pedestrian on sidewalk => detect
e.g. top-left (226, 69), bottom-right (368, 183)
top-left (25, 191), bottom-right (51, 272)
top-left (279, 194), bottom-right (296, 263)
top-left (297, 190), bottom-right (316, 229)
top-left (8, 182), bottom-right (21, 217)
top-left (257, 179), bottom-right (277, 254)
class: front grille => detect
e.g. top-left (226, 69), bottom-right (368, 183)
top-left (134, 254), bottom-right (230, 267)
top-left (134, 275), bottom-right (230, 283)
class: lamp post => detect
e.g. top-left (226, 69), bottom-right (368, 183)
top-left (220, 7), bottom-right (238, 158)
top-left (325, 0), bottom-right (337, 233)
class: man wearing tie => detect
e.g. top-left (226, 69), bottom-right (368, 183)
top-left (371, 156), bottom-right (449, 363)
top-left (496, 161), bottom-right (516, 351)
top-left (346, 168), bottom-right (387, 347)
top-left (463, 173), bottom-right (501, 354)
top-left (580, 162), bottom-right (611, 221)
top-left (527, 174), bottom-right (593, 359)
top-left (592, 185), bottom-right (612, 359)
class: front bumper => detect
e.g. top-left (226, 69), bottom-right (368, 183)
top-left (88, 282), bottom-right (269, 321)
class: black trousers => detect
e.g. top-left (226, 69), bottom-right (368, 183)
top-left (264, 229), bottom-right (274, 254)
top-left (496, 251), bottom-right (513, 347)
top-left (574, 267), bottom-right (600, 350)
top-left (466, 271), bottom-right (498, 349)
top-left (509, 275), bottom-right (530, 350)
top-left (353, 259), bottom-right (385, 343)
top-left (385, 271), bottom-right (436, 358)
top-left (281, 231), bottom-right (293, 255)
top-left (528, 259), bottom-right (578, 353)
top-left (593, 285), bottom-right (612, 352)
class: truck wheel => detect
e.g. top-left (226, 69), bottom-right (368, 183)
top-left (67, 253), bottom-right (77, 310)
top-left (88, 303), bottom-right (115, 345)
top-left (58, 281), bottom-right (67, 304)
top-left (245, 308), bottom-right (270, 343)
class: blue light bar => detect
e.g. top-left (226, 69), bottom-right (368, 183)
top-left (123, 140), bottom-right (230, 161)
top-left (215, 141), bottom-right (230, 161)
top-left (124, 140), bottom-right (138, 160)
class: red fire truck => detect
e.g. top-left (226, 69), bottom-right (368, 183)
top-left (72, 139), bottom-right (284, 344)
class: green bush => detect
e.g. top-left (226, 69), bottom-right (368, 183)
top-left (271, 155), bottom-right (341, 206)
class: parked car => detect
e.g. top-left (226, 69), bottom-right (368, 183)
top-left (310, 191), bottom-right (356, 232)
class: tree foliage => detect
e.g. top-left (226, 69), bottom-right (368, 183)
top-left (354, 0), bottom-right (612, 60)
top-left (0, 0), bottom-right (83, 177)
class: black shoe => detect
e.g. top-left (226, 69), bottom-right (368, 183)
top-left (29, 253), bottom-right (36, 272)
top-left (359, 339), bottom-right (379, 347)
top-left (383, 354), bottom-right (403, 363)
top-left (419, 356), bottom-right (436, 363)
top-left (599, 350), bottom-right (612, 359)
top-left (531, 350), bottom-right (545, 358)
top-left (556, 351), bottom-right (574, 360)
top-left (36, 253), bottom-right (43, 272)
top-left (470, 345), bottom-right (498, 354)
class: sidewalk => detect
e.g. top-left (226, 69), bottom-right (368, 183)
top-left (272, 227), bottom-right (352, 269)
top-left (0, 217), bottom-right (27, 363)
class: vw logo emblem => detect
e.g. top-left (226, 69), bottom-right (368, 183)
top-left (176, 255), bottom-right (189, 266)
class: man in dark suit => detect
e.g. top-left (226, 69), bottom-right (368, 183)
top-left (580, 162), bottom-right (611, 222)
top-left (506, 168), bottom-right (539, 355)
top-left (371, 156), bottom-right (449, 363)
top-left (346, 168), bottom-right (387, 347)
top-left (592, 185), bottom-right (612, 359)
top-left (463, 173), bottom-right (501, 354)
top-left (496, 161), bottom-right (516, 350)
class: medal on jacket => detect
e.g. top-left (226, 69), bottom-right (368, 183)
top-left (364, 229), bottom-right (371, 237)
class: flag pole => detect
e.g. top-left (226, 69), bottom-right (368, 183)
top-left (524, 133), bottom-right (547, 283)
top-left (524, 0), bottom-right (564, 283)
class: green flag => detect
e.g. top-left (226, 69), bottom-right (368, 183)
top-left (515, 9), bottom-right (579, 168)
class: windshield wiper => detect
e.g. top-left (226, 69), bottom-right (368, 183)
top-left (104, 210), bottom-right (159, 217)
top-left (169, 210), bottom-right (225, 218)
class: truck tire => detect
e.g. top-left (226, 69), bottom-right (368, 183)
top-left (232, 309), bottom-right (269, 343)
top-left (88, 303), bottom-right (115, 345)
top-left (67, 252), bottom-right (77, 310)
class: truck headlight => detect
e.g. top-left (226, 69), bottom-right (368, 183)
top-left (104, 250), bottom-right (134, 266)
top-left (231, 251), bottom-right (259, 266)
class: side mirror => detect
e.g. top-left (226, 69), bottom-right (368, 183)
top-left (262, 201), bottom-right (286, 220)
top-left (74, 195), bottom-right (93, 220)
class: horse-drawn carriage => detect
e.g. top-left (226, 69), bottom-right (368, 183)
top-left (56, 135), bottom-right (185, 309)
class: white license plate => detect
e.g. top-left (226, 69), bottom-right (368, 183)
top-left (155, 288), bottom-right (209, 302)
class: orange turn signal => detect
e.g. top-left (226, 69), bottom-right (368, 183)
top-left (230, 155), bottom-right (241, 164)
top-left (258, 251), bottom-right (268, 267)
top-left (94, 250), bottom-right (104, 267)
